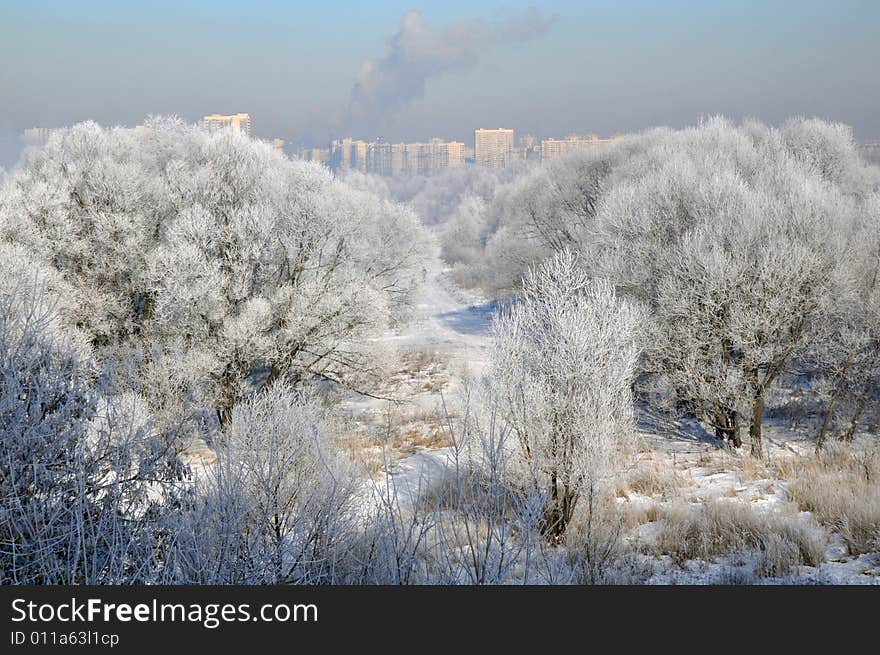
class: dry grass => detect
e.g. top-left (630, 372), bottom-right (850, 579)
top-left (618, 501), bottom-right (662, 530)
top-left (384, 350), bottom-right (449, 394)
top-left (740, 455), bottom-right (777, 482)
top-left (649, 500), bottom-right (826, 577)
top-left (336, 432), bottom-right (388, 476)
top-left (399, 349), bottom-right (442, 373)
top-left (180, 441), bottom-right (217, 466)
top-left (690, 447), bottom-right (780, 481)
top-left (616, 454), bottom-right (691, 500)
top-left (416, 465), bottom-right (528, 521)
top-left (336, 408), bottom-right (452, 475)
top-left (393, 413), bottom-right (451, 452)
top-left (780, 442), bottom-right (880, 555)
top-left (694, 448), bottom-right (733, 475)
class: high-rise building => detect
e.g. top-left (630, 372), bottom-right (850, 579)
top-left (475, 128), bottom-right (514, 169)
top-left (328, 137), bottom-right (465, 176)
top-left (519, 134), bottom-right (539, 160)
top-left (329, 137), bottom-right (369, 172)
top-left (444, 140), bottom-right (465, 169)
top-left (404, 143), bottom-right (422, 175)
top-left (329, 137), bottom-right (352, 170)
top-left (391, 143), bottom-right (407, 177)
top-left (351, 140), bottom-right (368, 173)
top-left (299, 147), bottom-right (330, 165)
top-left (398, 138), bottom-right (466, 176)
top-left (540, 133), bottom-right (619, 160)
top-left (367, 140), bottom-right (393, 176)
top-left (203, 113), bottom-right (251, 136)
top-left (416, 141), bottom-right (435, 176)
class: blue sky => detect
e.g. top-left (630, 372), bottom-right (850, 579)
top-left (1, 1), bottom-right (879, 164)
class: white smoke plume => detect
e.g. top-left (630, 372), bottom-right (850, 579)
top-left (347, 7), bottom-right (556, 126)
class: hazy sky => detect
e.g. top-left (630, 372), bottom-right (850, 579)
top-left (1, 0), bottom-right (879, 165)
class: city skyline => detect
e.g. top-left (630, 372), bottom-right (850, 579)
top-left (2, 1), bottom-right (880, 167)
top-left (15, 116), bottom-right (879, 178)
top-left (9, 116), bottom-right (634, 168)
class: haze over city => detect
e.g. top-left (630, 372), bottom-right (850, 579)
top-left (2, 0), bottom-right (880, 167)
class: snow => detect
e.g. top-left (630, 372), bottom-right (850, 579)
top-left (333, 234), bottom-right (880, 585)
top-left (336, 232), bottom-right (494, 516)
top-left (337, 233), bottom-right (491, 441)
top-left (382, 235), bottom-right (492, 376)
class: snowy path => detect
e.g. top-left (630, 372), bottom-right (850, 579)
top-left (345, 233), bottom-right (494, 409)
top-left (341, 234), bottom-right (495, 508)
top-left (384, 236), bottom-right (494, 377)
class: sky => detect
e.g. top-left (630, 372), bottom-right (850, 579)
top-left (1, 0), bottom-right (879, 166)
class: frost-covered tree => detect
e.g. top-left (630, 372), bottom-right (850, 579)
top-left (814, 192), bottom-right (880, 448)
top-left (440, 194), bottom-right (488, 266)
top-left (167, 383), bottom-right (358, 584)
top-left (455, 129), bottom-right (676, 294)
top-left (388, 164), bottom-right (516, 227)
top-left (0, 277), bottom-right (185, 584)
top-left (470, 117), bottom-right (879, 455)
top-left (499, 149), bottom-right (611, 253)
top-left (491, 251), bottom-right (642, 539)
top-left (0, 118), bottom-right (427, 423)
top-left (384, 163), bottom-right (536, 290)
top-left (592, 118), bottom-right (871, 455)
top-left (780, 117), bottom-right (877, 192)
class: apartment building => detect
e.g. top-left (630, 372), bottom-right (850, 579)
top-left (474, 128), bottom-right (514, 169)
top-left (203, 113), bottom-right (252, 136)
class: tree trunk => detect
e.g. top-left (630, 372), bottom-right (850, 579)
top-left (544, 471), bottom-right (567, 543)
top-left (714, 405), bottom-right (741, 447)
top-left (561, 485), bottom-right (577, 536)
top-left (264, 363), bottom-right (284, 389)
top-left (749, 389), bottom-right (765, 458)
top-left (216, 362), bottom-right (241, 428)
top-left (817, 354), bottom-right (855, 452)
top-left (843, 345), bottom-right (879, 442)
top-left (216, 397), bottom-right (235, 428)
top-left (843, 378), bottom-right (872, 442)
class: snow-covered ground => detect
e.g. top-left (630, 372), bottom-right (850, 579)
top-left (369, 233), bottom-right (493, 390)
top-left (333, 234), bottom-right (493, 516)
top-left (334, 236), bottom-right (880, 584)
top-left (334, 234), bottom-right (492, 470)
